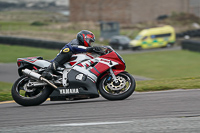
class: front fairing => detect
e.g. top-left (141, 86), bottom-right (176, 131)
top-left (99, 47), bottom-right (126, 70)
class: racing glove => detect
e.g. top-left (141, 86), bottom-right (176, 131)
top-left (86, 46), bottom-right (102, 53)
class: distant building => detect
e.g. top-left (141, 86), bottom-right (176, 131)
top-left (69, 0), bottom-right (200, 24)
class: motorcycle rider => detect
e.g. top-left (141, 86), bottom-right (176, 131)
top-left (42, 30), bottom-right (101, 79)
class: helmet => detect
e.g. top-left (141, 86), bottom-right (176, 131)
top-left (77, 30), bottom-right (95, 47)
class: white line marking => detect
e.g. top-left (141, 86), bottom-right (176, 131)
top-left (51, 121), bottom-right (132, 127)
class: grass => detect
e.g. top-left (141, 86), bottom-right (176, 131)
top-left (136, 76), bottom-right (200, 92)
top-left (123, 50), bottom-right (200, 79)
top-left (0, 44), bottom-right (58, 62)
top-left (0, 82), bottom-right (12, 102)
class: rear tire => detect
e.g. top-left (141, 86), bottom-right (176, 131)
top-left (11, 76), bottom-right (53, 106)
top-left (99, 72), bottom-right (135, 100)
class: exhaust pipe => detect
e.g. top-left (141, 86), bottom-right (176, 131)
top-left (22, 69), bottom-right (57, 89)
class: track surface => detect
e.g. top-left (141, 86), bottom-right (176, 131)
top-left (1, 89), bottom-right (200, 132)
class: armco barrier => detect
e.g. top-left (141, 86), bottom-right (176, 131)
top-left (0, 36), bottom-right (67, 49)
top-left (181, 40), bottom-right (200, 52)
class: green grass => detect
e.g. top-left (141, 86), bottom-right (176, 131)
top-left (0, 21), bottom-right (43, 31)
top-left (0, 82), bottom-right (12, 101)
top-left (0, 44), bottom-right (58, 62)
top-left (122, 50), bottom-right (200, 79)
top-left (136, 76), bottom-right (200, 92)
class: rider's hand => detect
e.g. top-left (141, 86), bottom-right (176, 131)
top-left (86, 46), bottom-right (102, 53)
top-left (93, 46), bottom-right (102, 52)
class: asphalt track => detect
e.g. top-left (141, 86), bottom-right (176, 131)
top-left (2, 46), bottom-right (200, 132)
top-left (1, 89), bottom-right (200, 132)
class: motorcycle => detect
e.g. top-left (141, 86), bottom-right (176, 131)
top-left (11, 46), bottom-right (136, 106)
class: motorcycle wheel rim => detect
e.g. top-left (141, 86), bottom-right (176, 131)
top-left (102, 73), bottom-right (132, 95)
top-left (16, 77), bottom-right (44, 99)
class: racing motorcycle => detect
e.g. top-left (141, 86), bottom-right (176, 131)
top-left (11, 46), bottom-right (136, 106)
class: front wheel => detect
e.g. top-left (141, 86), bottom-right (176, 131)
top-left (99, 72), bottom-right (136, 100)
top-left (11, 76), bottom-right (53, 106)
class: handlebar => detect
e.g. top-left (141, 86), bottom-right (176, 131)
top-left (93, 46), bottom-right (114, 55)
top-left (93, 48), bottom-right (106, 55)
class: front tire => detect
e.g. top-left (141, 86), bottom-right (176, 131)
top-left (11, 76), bottom-right (53, 106)
top-left (99, 72), bottom-right (136, 100)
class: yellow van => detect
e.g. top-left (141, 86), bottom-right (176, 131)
top-left (130, 25), bottom-right (176, 50)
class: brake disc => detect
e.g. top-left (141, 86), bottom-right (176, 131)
top-left (107, 76), bottom-right (126, 91)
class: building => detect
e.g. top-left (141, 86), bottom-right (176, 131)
top-left (69, 0), bottom-right (200, 24)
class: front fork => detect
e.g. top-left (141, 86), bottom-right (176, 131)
top-left (109, 68), bottom-right (118, 83)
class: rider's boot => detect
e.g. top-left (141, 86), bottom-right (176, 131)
top-left (42, 61), bottom-right (59, 80)
top-left (42, 51), bottom-right (73, 80)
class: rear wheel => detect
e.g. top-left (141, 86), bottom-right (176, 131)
top-left (99, 72), bottom-right (135, 100)
top-left (11, 76), bottom-right (53, 106)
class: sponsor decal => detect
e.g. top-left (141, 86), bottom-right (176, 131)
top-left (59, 88), bottom-right (79, 94)
top-left (63, 48), bottom-right (70, 53)
top-left (76, 74), bottom-right (84, 80)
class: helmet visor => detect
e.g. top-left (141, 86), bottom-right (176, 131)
top-left (89, 40), bottom-right (94, 47)
top-left (85, 35), bottom-right (95, 47)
